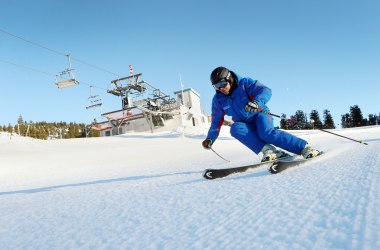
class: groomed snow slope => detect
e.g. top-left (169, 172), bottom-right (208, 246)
top-left (1, 126), bottom-right (379, 249)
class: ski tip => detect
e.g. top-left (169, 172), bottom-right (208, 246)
top-left (268, 163), bottom-right (279, 174)
top-left (203, 169), bottom-right (214, 180)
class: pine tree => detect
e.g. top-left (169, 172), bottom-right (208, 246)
top-left (280, 113), bottom-right (288, 129)
top-left (341, 113), bottom-right (352, 128)
top-left (17, 115), bottom-right (24, 124)
top-left (362, 118), bottom-right (369, 126)
top-left (19, 123), bottom-right (28, 136)
top-left (323, 109), bottom-right (335, 129)
top-left (7, 124), bottom-right (13, 133)
top-left (309, 110), bottom-right (323, 129)
top-left (294, 110), bottom-right (308, 123)
top-left (350, 105), bottom-right (364, 127)
top-left (288, 110), bottom-right (310, 130)
top-left (368, 114), bottom-right (377, 125)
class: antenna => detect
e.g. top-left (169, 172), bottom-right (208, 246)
top-left (179, 73), bottom-right (184, 105)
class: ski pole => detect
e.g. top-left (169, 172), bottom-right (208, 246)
top-left (268, 112), bottom-right (282, 118)
top-left (317, 129), bottom-right (368, 145)
top-left (210, 147), bottom-right (230, 162)
top-left (268, 112), bottom-right (368, 145)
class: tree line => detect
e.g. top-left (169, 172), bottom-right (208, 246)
top-left (280, 105), bottom-right (379, 130)
top-left (0, 115), bottom-right (100, 140)
top-left (1, 105), bottom-right (378, 139)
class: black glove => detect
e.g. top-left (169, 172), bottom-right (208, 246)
top-left (244, 101), bottom-right (259, 112)
top-left (202, 139), bottom-right (213, 149)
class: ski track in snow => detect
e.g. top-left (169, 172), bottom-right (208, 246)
top-left (0, 127), bottom-right (380, 249)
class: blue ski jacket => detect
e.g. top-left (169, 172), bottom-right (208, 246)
top-left (206, 71), bottom-right (272, 142)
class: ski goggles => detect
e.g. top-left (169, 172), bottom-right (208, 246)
top-left (212, 72), bottom-right (231, 90)
top-left (212, 79), bottom-right (228, 90)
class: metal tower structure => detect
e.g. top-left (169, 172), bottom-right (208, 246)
top-left (101, 72), bottom-right (180, 133)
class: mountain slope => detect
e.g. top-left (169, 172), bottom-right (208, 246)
top-left (0, 126), bottom-right (379, 249)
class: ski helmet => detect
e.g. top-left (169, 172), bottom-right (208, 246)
top-left (210, 67), bottom-right (231, 85)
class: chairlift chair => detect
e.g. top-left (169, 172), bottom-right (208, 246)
top-left (86, 86), bottom-right (103, 110)
top-left (86, 95), bottom-right (103, 110)
top-left (55, 55), bottom-right (79, 89)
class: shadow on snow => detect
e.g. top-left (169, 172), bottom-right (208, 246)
top-left (0, 171), bottom-right (200, 196)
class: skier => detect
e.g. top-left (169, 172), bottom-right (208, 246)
top-left (202, 66), bottom-right (321, 162)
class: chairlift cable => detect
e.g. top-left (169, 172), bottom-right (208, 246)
top-left (0, 28), bottom-right (66, 57)
top-left (0, 27), bottom-right (122, 77)
top-left (0, 58), bottom-right (55, 76)
top-left (70, 57), bottom-right (122, 78)
top-left (0, 58), bottom-right (108, 91)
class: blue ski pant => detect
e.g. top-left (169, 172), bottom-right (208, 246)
top-left (230, 113), bottom-right (307, 155)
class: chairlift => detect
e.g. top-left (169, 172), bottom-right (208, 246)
top-left (55, 55), bottom-right (79, 89)
top-left (86, 86), bottom-right (103, 110)
top-left (86, 95), bottom-right (103, 110)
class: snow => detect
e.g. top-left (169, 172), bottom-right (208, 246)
top-left (1, 126), bottom-right (380, 249)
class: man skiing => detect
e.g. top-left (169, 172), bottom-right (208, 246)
top-left (202, 66), bottom-right (321, 162)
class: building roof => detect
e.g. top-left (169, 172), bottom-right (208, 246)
top-left (173, 88), bottom-right (201, 98)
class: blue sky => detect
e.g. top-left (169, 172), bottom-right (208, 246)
top-left (1, 0), bottom-right (379, 127)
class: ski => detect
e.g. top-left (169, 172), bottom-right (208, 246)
top-left (268, 151), bottom-right (324, 174)
top-left (203, 155), bottom-right (296, 180)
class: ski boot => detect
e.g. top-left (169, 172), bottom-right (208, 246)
top-left (261, 145), bottom-right (291, 162)
top-left (301, 144), bottom-right (322, 159)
